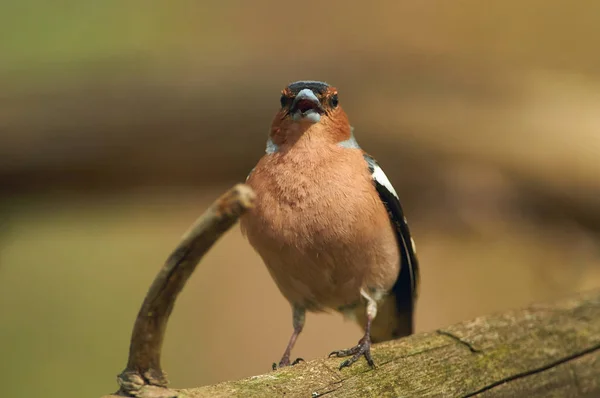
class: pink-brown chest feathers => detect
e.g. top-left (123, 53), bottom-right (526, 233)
top-left (244, 142), bottom-right (384, 249)
top-left (241, 142), bottom-right (399, 310)
top-left (240, 81), bottom-right (400, 311)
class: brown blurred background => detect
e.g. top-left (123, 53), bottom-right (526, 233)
top-left (2, 1), bottom-right (600, 397)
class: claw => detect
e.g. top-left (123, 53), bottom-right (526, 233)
top-left (339, 359), bottom-right (352, 370)
top-left (273, 357), bottom-right (304, 370)
top-left (291, 357), bottom-right (305, 365)
top-left (330, 336), bottom-right (375, 370)
top-left (329, 346), bottom-right (361, 358)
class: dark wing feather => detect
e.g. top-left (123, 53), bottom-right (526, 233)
top-left (363, 153), bottom-right (419, 331)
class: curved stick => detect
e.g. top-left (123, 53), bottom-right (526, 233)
top-left (117, 184), bottom-right (255, 397)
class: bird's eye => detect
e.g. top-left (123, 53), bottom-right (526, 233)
top-left (280, 95), bottom-right (289, 108)
top-left (330, 94), bottom-right (339, 108)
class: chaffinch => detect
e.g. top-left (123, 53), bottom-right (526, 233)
top-left (240, 81), bottom-right (419, 370)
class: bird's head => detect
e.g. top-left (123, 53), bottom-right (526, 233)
top-left (270, 81), bottom-right (351, 147)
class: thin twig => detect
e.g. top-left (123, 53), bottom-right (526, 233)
top-left (116, 184), bottom-right (255, 397)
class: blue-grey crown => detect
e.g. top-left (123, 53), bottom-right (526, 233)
top-left (287, 80), bottom-right (330, 96)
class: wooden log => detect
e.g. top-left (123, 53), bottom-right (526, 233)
top-left (105, 289), bottom-right (600, 397)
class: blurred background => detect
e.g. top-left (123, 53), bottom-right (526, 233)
top-left (2, 1), bottom-right (600, 397)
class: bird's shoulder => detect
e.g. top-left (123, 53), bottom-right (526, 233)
top-left (361, 152), bottom-right (399, 199)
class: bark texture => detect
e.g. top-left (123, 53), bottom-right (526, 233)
top-left (106, 289), bottom-right (600, 397)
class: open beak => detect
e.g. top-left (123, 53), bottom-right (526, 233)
top-left (290, 89), bottom-right (324, 123)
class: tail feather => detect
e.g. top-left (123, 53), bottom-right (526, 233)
top-left (354, 260), bottom-right (416, 343)
top-left (367, 295), bottom-right (414, 344)
top-left (353, 300), bottom-right (414, 344)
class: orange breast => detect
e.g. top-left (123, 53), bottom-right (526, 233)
top-left (240, 142), bottom-right (400, 311)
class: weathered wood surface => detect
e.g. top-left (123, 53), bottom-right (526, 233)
top-left (105, 289), bottom-right (600, 397)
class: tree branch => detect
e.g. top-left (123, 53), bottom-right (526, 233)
top-left (114, 184), bottom-right (255, 397)
top-left (105, 289), bottom-right (600, 397)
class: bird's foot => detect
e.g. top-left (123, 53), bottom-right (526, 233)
top-left (329, 335), bottom-right (375, 370)
top-left (272, 356), bottom-right (304, 370)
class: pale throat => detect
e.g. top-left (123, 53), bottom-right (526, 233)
top-left (265, 125), bottom-right (360, 154)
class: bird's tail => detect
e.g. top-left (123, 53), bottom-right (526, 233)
top-left (352, 296), bottom-right (413, 343)
top-left (370, 294), bottom-right (414, 343)
top-left (354, 264), bottom-right (416, 343)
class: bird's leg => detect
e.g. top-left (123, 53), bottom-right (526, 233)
top-left (329, 290), bottom-right (377, 370)
top-left (273, 305), bottom-right (306, 370)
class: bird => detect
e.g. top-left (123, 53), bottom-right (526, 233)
top-left (240, 80), bottom-right (419, 370)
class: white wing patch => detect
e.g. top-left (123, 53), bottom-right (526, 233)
top-left (372, 165), bottom-right (399, 199)
top-left (364, 152), bottom-right (419, 301)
